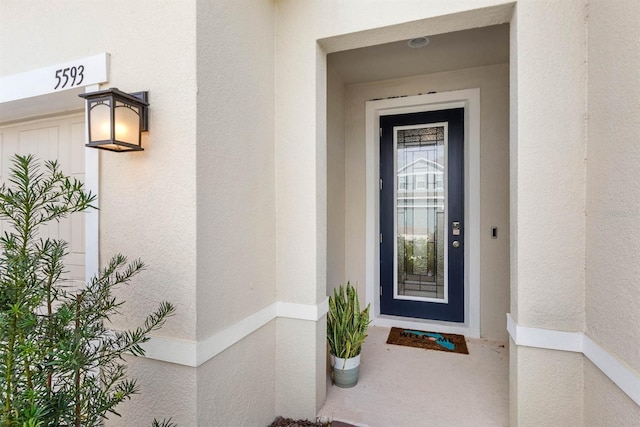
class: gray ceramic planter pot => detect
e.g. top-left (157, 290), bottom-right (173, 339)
top-left (330, 354), bottom-right (361, 388)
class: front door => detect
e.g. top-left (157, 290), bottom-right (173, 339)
top-left (380, 108), bottom-right (464, 322)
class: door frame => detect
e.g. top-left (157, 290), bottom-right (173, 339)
top-left (365, 88), bottom-right (480, 338)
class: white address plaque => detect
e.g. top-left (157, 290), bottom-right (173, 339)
top-left (0, 53), bottom-right (110, 103)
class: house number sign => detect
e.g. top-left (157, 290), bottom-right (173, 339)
top-left (53, 65), bottom-right (85, 90)
top-left (0, 53), bottom-right (110, 103)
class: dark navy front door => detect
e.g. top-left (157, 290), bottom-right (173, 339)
top-left (379, 108), bottom-right (464, 322)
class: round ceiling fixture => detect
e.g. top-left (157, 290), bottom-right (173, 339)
top-left (407, 36), bottom-right (430, 48)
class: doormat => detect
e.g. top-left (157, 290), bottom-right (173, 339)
top-left (386, 327), bottom-right (469, 355)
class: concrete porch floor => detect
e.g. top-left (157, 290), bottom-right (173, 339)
top-left (318, 326), bottom-right (509, 427)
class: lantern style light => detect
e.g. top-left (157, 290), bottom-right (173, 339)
top-left (79, 88), bottom-right (149, 152)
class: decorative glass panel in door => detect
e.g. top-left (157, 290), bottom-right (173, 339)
top-left (395, 124), bottom-right (446, 302)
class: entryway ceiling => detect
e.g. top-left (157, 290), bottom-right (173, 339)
top-left (328, 24), bottom-right (509, 85)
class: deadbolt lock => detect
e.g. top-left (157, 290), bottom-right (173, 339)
top-left (452, 221), bottom-right (461, 236)
top-left (452, 240), bottom-right (460, 248)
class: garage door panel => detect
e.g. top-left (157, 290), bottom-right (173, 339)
top-left (0, 114), bottom-right (86, 282)
top-left (71, 123), bottom-right (85, 175)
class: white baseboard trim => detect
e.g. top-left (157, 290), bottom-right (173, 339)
top-left (507, 313), bottom-right (640, 407)
top-left (141, 298), bottom-right (329, 368)
top-left (583, 334), bottom-right (640, 407)
top-left (506, 313), bottom-right (583, 353)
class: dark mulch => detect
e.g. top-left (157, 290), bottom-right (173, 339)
top-left (269, 417), bottom-right (331, 427)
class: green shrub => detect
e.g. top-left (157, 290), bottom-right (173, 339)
top-left (0, 155), bottom-right (175, 427)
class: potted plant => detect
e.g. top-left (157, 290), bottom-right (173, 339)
top-left (327, 282), bottom-right (371, 388)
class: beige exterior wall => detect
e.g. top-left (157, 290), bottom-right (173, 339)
top-left (327, 65), bottom-right (346, 292)
top-left (107, 358), bottom-right (198, 426)
top-left (194, 0), bottom-right (278, 423)
top-left (510, 0), bottom-right (586, 332)
top-left (584, 360), bottom-right (640, 426)
top-left (585, 0), bottom-right (640, 375)
top-left (275, 317), bottom-right (326, 419)
top-left (585, 0), bottom-right (640, 418)
top-left (516, 346), bottom-right (584, 426)
top-left (340, 63), bottom-right (510, 341)
top-left (509, 0), bottom-right (588, 424)
top-left (197, 322), bottom-right (276, 426)
top-left (195, 0), bottom-right (276, 337)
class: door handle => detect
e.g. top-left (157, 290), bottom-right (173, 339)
top-left (452, 241), bottom-right (460, 248)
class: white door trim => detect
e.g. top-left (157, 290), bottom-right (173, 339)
top-left (365, 88), bottom-right (481, 338)
top-left (83, 85), bottom-right (100, 280)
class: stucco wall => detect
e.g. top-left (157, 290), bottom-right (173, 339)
top-left (585, 0), bottom-right (640, 418)
top-left (327, 65), bottom-right (346, 292)
top-left (195, 0), bottom-right (276, 337)
top-left (105, 358), bottom-right (197, 426)
top-left (194, 0), bottom-right (278, 422)
top-left (509, 0), bottom-right (587, 424)
top-left (511, 0), bottom-right (586, 333)
top-left (275, 317), bottom-right (327, 419)
top-left (583, 360), bottom-right (640, 426)
top-left (340, 64), bottom-right (510, 341)
top-left (516, 346), bottom-right (584, 426)
top-left (585, 0), bottom-right (640, 375)
top-left (197, 322), bottom-right (276, 426)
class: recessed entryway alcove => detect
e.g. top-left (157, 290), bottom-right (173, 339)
top-left (324, 22), bottom-right (510, 342)
top-left (321, 17), bottom-right (511, 426)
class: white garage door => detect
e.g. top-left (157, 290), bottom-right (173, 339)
top-left (0, 114), bottom-right (86, 283)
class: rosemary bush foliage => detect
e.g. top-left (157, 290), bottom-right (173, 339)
top-left (327, 282), bottom-right (370, 360)
top-left (0, 155), bottom-right (176, 427)
top-left (152, 418), bottom-right (177, 427)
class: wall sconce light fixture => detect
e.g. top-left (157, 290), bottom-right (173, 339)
top-left (79, 88), bottom-right (149, 152)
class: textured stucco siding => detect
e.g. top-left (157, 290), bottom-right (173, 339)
top-left (327, 65), bottom-right (346, 292)
top-left (195, 0), bottom-right (276, 339)
top-left (585, 0), bottom-right (640, 375)
top-left (584, 0), bottom-right (640, 419)
top-left (104, 357), bottom-right (197, 426)
top-left (510, 0), bottom-right (587, 424)
top-left (516, 346), bottom-right (584, 426)
top-left (197, 322), bottom-right (276, 427)
top-left (583, 359), bottom-right (640, 426)
top-left (511, 0), bottom-right (587, 333)
top-left (194, 0), bottom-right (278, 422)
top-left (275, 317), bottom-right (325, 419)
